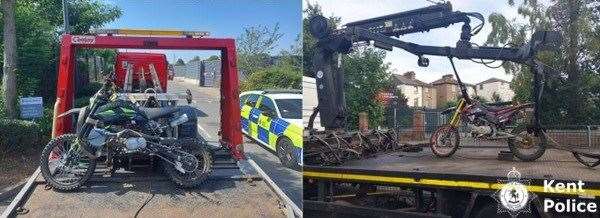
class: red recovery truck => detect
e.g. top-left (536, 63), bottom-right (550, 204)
top-left (114, 52), bottom-right (169, 92)
top-left (1, 29), bottom-right (299, 218)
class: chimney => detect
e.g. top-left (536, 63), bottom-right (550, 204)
top-left (404, 71), bottom-right (416, 79)
top-left (442, 74), bottom-right (453, 80)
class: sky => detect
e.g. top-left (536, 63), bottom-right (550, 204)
top-left (303, 0), bottom-right (536, 84)
top-left (103, 0), bottom-right (302, 63)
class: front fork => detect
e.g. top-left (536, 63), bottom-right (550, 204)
top-left (449, 99), bottom-right (466, 128)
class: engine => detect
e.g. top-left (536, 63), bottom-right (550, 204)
top-left (467, 123), bottom-right (493, 136)
top-left (124, 137), bottom-right (147, 151)
top-left (466, 116), bottom-right (495, 137)
top-left (85, 114), bottom-right (188, 153)
top-left (87, 127), bottom-right (147, 151)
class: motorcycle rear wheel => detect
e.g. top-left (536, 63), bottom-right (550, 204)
top-left (507, 125), bottom-right (546, 161)
top-left (163, 138), bottom-right (213, 188)
top-left (40, 134), bottom-right (97, 191)
top-left (430, 124), bottom-right (460, 157)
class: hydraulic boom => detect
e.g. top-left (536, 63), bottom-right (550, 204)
top-left (307, 2), bottom-right (559, 130)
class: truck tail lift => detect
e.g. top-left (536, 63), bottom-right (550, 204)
top-left (304, 2), bottom-right (560, 166)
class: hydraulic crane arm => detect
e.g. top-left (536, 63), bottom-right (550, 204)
top-left (308, 2), bottom-right (560, 130)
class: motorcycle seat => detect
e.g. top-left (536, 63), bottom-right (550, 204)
top-left (140, 107), bottom-right (179, 119)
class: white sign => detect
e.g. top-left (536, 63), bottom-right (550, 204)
top-left (20, 97), bottom-right (43, 119)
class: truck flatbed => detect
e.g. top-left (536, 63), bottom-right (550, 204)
top-left (304, 147), bottom-right (600, 197)
top-left (4, 159), bottom-right (289, 218)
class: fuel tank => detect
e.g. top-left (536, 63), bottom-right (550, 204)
top-left (92, 100), bottom-right (147, 125)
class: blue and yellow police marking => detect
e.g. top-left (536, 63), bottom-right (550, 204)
top-left (240, 95), bottom-right (303, 151)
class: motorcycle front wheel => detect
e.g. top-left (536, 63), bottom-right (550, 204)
top-left (430, 124), bottom-right (460, 157)
top-left (40, 134), bottom-right (97, 191)
top-left (507, 125), bottom-right (546, 161)
top-left (163, 138), bottom-right (213, 188)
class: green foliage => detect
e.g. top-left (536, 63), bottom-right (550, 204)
top-left (206, 55), bottom-right (220, 61)
top-left (0, 0), bottom-right (121, 104)
top-left (67, 0), bottom-right (122, 34)
top-left (38, 107), bottom-right (54, 138)
top-left (487, 0), bottom-right (600, 125)
top-left (0, 95), bottom-right (5, 119)
top-left (388, 90), bottom-right (412, 128)
top-left (237, 24), bottom-right (283, 74)
top-left (237, 24), bottom-right (300, 91)
top-left (342, 47), bottom-right (392, 130)
top-left (0, 119), bottom-right (49, 153)
top-left (76, 82), bottom-right (102, 98)
top-left (441, 99), bottom-right (459, 110)
top-left (240, 64), bottom-right (301, 92)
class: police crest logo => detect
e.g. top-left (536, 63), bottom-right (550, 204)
top-left (494, 167), bottom-right (536, 217)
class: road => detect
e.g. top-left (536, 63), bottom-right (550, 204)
top-left (169, 78), bottom-right (303, 208)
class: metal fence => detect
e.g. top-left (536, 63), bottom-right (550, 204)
top-left (386, 108), bottom-right (600, 150)
top-left (174, 59), bottom-right (222, 87)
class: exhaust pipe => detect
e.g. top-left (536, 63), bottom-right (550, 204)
top-left (170, 114), bottom-right (189, 127)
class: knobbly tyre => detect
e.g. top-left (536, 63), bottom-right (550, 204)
top-left (430, 58), bottom-right (545, 161)
top-left (40, 74), bottom-right (212, 190)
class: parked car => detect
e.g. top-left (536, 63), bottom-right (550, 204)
top-left (240, 90), bottom-right (302, 168)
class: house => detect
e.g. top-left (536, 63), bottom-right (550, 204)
top-left (430, 74), bottom-right (476, 108)
top-left (392, 71), bottom-right (437, 108)
top-left (475, 78), bottom-right (514, 102)
top-left (391, 72), bottom-right (516, 109)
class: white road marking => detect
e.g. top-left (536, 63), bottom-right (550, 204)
top-left (197, 123), bottom-right (213, 139)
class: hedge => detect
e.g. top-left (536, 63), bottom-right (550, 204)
top-left (0, 119), bottom-right (50, 153)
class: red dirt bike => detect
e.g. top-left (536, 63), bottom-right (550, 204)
top-left (430, 68), bottom-right (546, 161)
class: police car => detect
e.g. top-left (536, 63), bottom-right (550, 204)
top-left (240, 90), bottom-right (302, 168)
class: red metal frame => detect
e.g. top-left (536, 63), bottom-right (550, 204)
top-left (52, 34), bottom-right (244, 159)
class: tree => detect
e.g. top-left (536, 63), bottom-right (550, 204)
top-left (486, 0), bottom-right (600, 125)
top-left (342, 47), bottom-right (392, 130)
top-left (2, 0), bottom-right (17, 118)
top-left (205, 55), bottom-right (220, 61)
top-left (0, 0), bottom-right (121, 107)
top-left (240, 63), bottom-right (301, 91)
top-left (277, 35), bottom-right (302, 72)
top-left (236, 23), bottom-right (283, 74)
top-left (175, 58), bottom-right (185, 65)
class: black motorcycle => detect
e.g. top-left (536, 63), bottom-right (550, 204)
top-left (40, 76), bottom-right (213, 190)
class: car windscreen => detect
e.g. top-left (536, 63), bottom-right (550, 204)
top-left (275, 99), bottom-right (301, 119)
